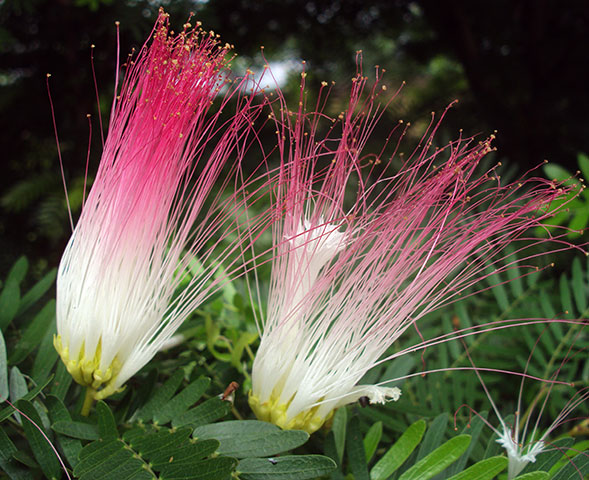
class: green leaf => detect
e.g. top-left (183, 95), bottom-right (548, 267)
top-left (160, 456), bottom-right (237, 480)
top-left (445, 411), bottom-right (487, 476)
top-left (487, 270), bottom-right (509, 311)
top-left (0, 330), bottom-right (8, 401)
top-left (9, 367), bottom-right (27, 422)
top-left (11, 450), bottom-right (38, 469)
top-left (578, 153), bottom-right (589, 179)
top-left (359, 402), bottom-right (409, 432)
top-left (0, 425), bottom-right (34, 480)
top-left (0, 376), bottom-right (52, 422)
top-left (9, 300), bottom-right (55, 364)
top-left (370, 419), bottom-right (426, 480)
top-left (123, 426), bottom-right (192, 458)
top-left (96, 401), bottom-right (118, 440)
top-left (512, 472), bottom-right (550, 480)
top-left (4, 257), bottom-right (29, 284)
top-left (505, 249), bottom-right (524, 298)
top-left (332, 407), bottom-right (347, 464)
top-left (219, 429), bottom-right (309, 458)
top-left (543, 164), bottom-right (573, 183)
top-left (347, 416), bottom-right (368, 480)
top-left (31, 322), bottom-right (59, 384)
top-left (46, 395), bottom-right (83, 467)
top-left (120, 424), bottom-right (232, 479)
top-left (571, 257), bottom-right (587, 313)
top-left (149, 439), bottom-right (219, 470)
top-left (136, 370), bottom-right (184, 421)
top-left (560, 274), bottom-right (574, 316)
top-left (17, 268), bottom-right (56, 316)
top-left (194, 419), bottom-right (276, 439)
top-left (0, 279), bottom-right (20, 331)
top-left (126, 369), bottom-right (157, 419)
top-left (16, 399), bottom-right (63, 480)
top-left (540, 288), bottom-right (556, 318)
top-left (50, 362), bottom-right (72, 401)
top-left (569, 208), bottom-right (589, 234)
top-left (550, 441), bottom-right (589, 473)
top-left (172, 396), bottom-right (231, 428)
top-left (447, 456), bottom-right (507, 480)
top-left (52, 420), bottom-right (99, 440)
top-left (237, 455), bottom-right (337, 480)
top-left (75, 439), bottom-right (151, 480)
top-left (153, 376), bottom-right (210, 425)
top-left (121, 424), bottom-right (229, 479)
top-left (551, 451), bottom-right (589, 480)
top-left (363, 421), bottom-right (382, 463)
top-left (0, 258), bottom-right (28, 330)
top-left (323, 430), bottom-right (344, 478)
top-left (416, 413), bottom-right (448, 461)
top-left (195, 419), bottom-right (308, 458)
top-left (398, 434), bottom-right (471, 480)
top-left (379, 355), bottom-right (415, 389)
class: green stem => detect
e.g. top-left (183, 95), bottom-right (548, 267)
top-left (245, 344), bottom-right (255, 362)
top-left (81, 387), bottom-right (96, 416)
top-left (231, 405), bottom-right (244, 420)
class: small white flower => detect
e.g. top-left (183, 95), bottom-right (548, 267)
top-left (497, 426), bottom-right (545, 479)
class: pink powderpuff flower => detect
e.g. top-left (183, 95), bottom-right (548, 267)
top-left (54, 10), bottom-right (268, 406)
top-left (248, 61), bottom-right (585, 434)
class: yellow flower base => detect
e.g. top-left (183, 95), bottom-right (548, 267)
top-left (53, 335), bottom-right (123, 402)
top-left (248, 391), bottom-right (334, 434)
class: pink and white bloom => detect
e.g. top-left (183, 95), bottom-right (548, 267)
top-left (55, 11), bottom-right (267, 403)
top-left (248, 64), bottom-right (582, 433)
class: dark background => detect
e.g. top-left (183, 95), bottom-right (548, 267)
top-left (1, 0), bottom-right (588, 276)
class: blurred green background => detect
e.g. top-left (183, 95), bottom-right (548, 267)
top-left (1, 0), bottom-right (588, 276)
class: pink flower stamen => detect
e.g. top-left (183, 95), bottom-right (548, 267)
top-left (248, 56), bottom-right (586, 434)
top-left (55, 10), bottom-right (270, 404)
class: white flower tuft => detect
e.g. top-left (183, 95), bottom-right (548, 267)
top-left (496, 425), bottom-right (545, 479)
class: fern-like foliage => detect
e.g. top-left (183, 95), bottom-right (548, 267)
top-left (0, 253), bottom-right (587, 480)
